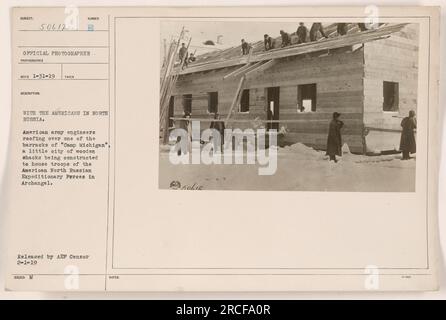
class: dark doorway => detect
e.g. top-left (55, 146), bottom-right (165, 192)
top-left (168, 96), bottom-right (174, 127)
top-left (266, 87), bottom-right (280, 130)
top-left (383, 81), bottom-right (399, 112)
top-left (182, 94), bottom-right (192, 115)
top-left (240, 89), bottom-right (250, 112)
top-left (208, 92), bottom-right (218, 114)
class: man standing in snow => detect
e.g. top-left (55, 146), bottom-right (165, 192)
top-left (266, 108), bottom-right (274, 131)
top-left (210, 113), bottom-right (225, 152)
top-left (326, 112), bottom-right (344, 162)
top-left (176, 113), bottom-right (190, 156)
top-left (400, 110), bottom-right (417, 160)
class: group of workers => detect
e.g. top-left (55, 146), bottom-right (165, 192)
top-left (262, 23), bottom-right (329, 52)
top-left (179, 22), bottom-right (370, 63)
top-left (256, 22), bottom-right (369, 53)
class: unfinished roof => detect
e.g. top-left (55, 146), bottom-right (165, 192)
top-left (175, 23), bottom-right (407, 75)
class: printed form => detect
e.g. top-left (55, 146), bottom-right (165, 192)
top-left (9, 8), bottom-right (111, 290)
top-left (4, 6), bottom-right (440, 291)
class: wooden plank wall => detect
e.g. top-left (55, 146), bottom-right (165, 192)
top-left (363, 24), bottom-right (419, 131)
top-left (171, 48), bottom-right (366, 152)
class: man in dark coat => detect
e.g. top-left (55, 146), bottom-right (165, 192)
top-left (337, 23), bottom-right (348, 35)
top-left (296, 23), bottom-right (308, 44)
top-left (279, 30), bottom-right (291, 47)
top-left (400, 110), bottom-right (417, 160)
top-left (358, 23), bottom-right (368, 31)
top-left (178, 43), bottom-right (187, 64)
top-left (176, 113), bottom-right (190, 155)
top-left (310, 23), bottom-right (328, 41)
top-left (241, 39), bottom-right (249, 55)
top-left (210, 113), bottom-right (225, 152)
top-left (326, 112), bottom-right (344, 162)
top-left (182, 52), bottom-right (189, 69)
top-left (264, 34), bottom-right (273, 51)
top-left (266, 108), bottom-right (274, 131)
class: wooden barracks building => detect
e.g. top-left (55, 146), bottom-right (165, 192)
top-left (166, 23), bottom-right (418, 154)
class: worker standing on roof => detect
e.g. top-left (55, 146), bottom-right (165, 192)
top-left (182, 52), bottom-right (189, 69)
top-left (309, 23), bottom-right (328, 41)
top-left (337, 23), bottom-right (348, 36)
top-left (296, 23), bottom-right (308, 44)
top-left (188, 53), bottom-right (196, 63)
top-left (178, 43), bottom-right (188, 65)
top-left (279, 30), bottom-right (291, 47)
top-left (264, 34), bottom-right (273, 51)
top-left (358, 23), bottom-right (368, 31)
top-left (241, 39), bottom-right (250, 55)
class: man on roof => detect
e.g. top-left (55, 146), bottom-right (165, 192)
top-left (241, 39), bottom-right (250, 55)
top-left (337, 23), bottom-right (348, 36)
top-left (188, 52), bottom-right (196, 63)
top-left (358, 23), bottom-right (368, 31)
top-left (264, 34), bottom-right (273, 51)
top-left (279, 30), bottom-right (291, 47)
top-left (309, 23), bottom-right (329, 41)
top-left (178, 43), bottom-right (188, 64)
top-left (296, 22), bottom-right (308, 44)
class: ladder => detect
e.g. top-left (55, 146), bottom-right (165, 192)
top-left (159, 28), bottom-right (191, 144)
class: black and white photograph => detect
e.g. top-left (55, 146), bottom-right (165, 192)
top-left (2, 4), bottom-right (442, 295)
top-left (159, 20), bottom-right (419, 192)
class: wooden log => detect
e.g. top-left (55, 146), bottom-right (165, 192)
top-left (225, 75), bottom-right (246, 122)
top-left (223, 63), bottom-right (254, 79)
top-left (245, 59), bottom-right (277, 78)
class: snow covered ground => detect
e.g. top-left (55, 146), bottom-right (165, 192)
top-left (159, 143), bottom-right (415, 192)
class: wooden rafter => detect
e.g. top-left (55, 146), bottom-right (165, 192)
top-left (236, 60), bottom-right (265, 75)
top-left (245, 59), bottom-right (277, 78)
top-left (225, 75), bottom-right (246, 123)
top-left (223, 62), bottom-right (255, 79)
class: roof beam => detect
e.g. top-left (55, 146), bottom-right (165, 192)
top-left (245, 59), bottom-right (277, 78)
top-left (238, 60), bottom-right (265, 74)
top-left (223, 62), bottom-right (254, 79)
top-left (223, 60), bottom-right (266, 80)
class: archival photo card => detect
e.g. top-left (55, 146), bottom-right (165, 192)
top-left (158, 20), bottom-right (419, 192)
top-left (4, 6), bottom-right (440, 292)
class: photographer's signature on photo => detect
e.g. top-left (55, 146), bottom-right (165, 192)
top-left (169, 180), bottom-right (204, 190)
